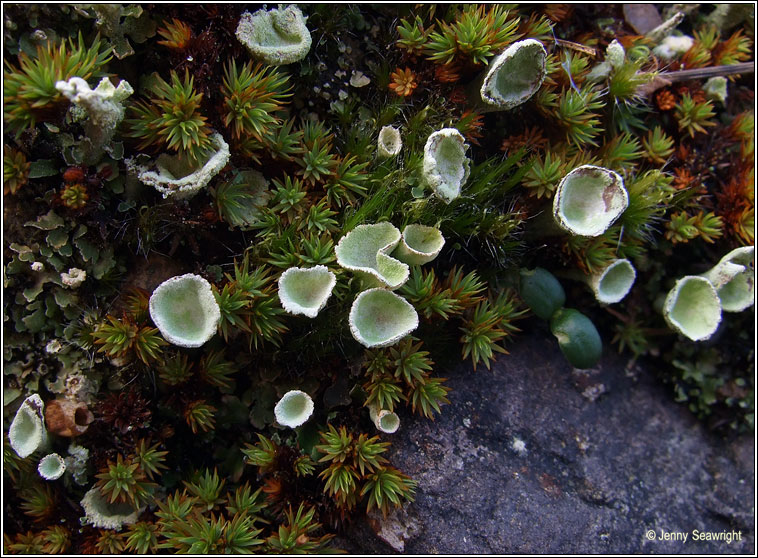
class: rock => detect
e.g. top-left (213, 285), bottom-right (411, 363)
top-left (339, 323), bottom-right (754, 553)
top-left (623, 4), bottom-right (663, 34)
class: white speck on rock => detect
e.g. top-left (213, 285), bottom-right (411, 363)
top-left (512, 437), bottom-right (527, 455)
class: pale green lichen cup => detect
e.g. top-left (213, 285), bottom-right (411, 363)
top-left (335, 222), bottom-right (409, 289)
top-left (392, 224), bottom-right (445, 266)
top-left (480, 38), bottom-right (547, 111)
top-left (9, 394), bottom-right (47, 459)
top-left (278, 265), bottom-right (336, 318)
top-left (38, 453), bottom-right (66, 481)
top-left (553, 165), bottom-right (628, 237)
top-left (588, 259), bottom-right (636, 304)
top-left (235, 5), bottom-right (312, 65)
top-left (349, 288), bottom-right (419, 348)
top-left (274, 390), bottom-right (314, 428)
top-left (702, 246), bottom-right (754, 312)
top-left (149, 273), bottom-right (221, 348)
top-left (422, 128), bottom-right (471, 204)
top-left (663, 275), bottom-right (722, 341)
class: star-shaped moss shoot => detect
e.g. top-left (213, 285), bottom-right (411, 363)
top-left (335, 222), bottom-right (409, 289)
top-left (422, 128), bottom-right (471, 203)
top-left (278, 265), bottom-right (336, 318)
top-left (236, 5), bottom-right (312, 65)
top-left (392, 224), bottom-right (445, 266)
top-left (149, 274), bottom-right (221, 348)
top-left (663, 276), bottom-right (722, 341)
top-left (553, 165), bottom-right (628, 237)
top-left (479, 38), bottom-right (547, 111)
top-left (274, 390), bottom-right (314, 428)
top-left (702, 246), bottom-right (754, 312)
top-left (349, 288), bottom-right (419, 348)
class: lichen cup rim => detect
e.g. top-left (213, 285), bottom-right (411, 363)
top-left (422, 128), bottom-right (471, 204)
top-left (663, 275), bottom-right (722, 341)
top-left (335, 222), bottom-right (409, 289)
top-left (392, 224), bottom-right (445, 266)
top-left (552, 164), bottom-right (628, 237)
top-left (235, 4), bottom-right (312, 65)
top-left (348, 288), bottom-right (419, 348)
top-left (278, 265), bottom-right (337, 318)
top-left (378, 125), bottom-right (402, 158)
top-left (148, 273), bottom-right (221, 348)
top-left (38, 453), bottom-right (66, 481)
top-left (480, 38), bottom-right (547, 110)
top-left (589, 258), bottom-right (637, 304)
top-left (702, 246), bottom-right (754, 312)
top-left (274, 390), bottom-right (314, 428)
top-left (9, 393), bottom-right (47, 459)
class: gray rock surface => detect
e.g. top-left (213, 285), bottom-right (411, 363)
top-left (338, 325), bottom-right (754, 554)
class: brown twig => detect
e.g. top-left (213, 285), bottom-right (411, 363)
top-left (637, 62), bottom-right (755, 96)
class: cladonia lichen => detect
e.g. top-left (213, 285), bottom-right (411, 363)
top-left (127, 132), bottom-right (230, 199)
top-left (149, 273), bottom-right (221, 348)
top-left (236, 5), bottom-right (312, 65)
top-left (422, 128), bottom-right (471, 204)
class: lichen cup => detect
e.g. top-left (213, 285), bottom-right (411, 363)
top-left (9, 394), bottom-right (48, 458)
top-left (149, 273), bottom-right (221, 348)
top-left (392, 225), bottom-right (445, 266)
top-left (588, 259), bottom-right (637, 304)
top-left (335, 222), bottom-right (409, 289)
top-left (663, 276), bottom-right (722, 341)
top-left (377, 125), bottom-right (402, 158)
top-left (274, 390), bottom-right (314, 428)
top-left (553, 165), bottom-right (628, 237)
top-left (349, 288), bottom-right (419, 348)
top-left (422, 128), bottom-right (471, 203)
top-left (80, 486), bottom-right (142, 530)
top-left (702, 246), bottom-right (754, 312)
top-left (236, 5), bottom-right (312, 65)
top-left (369, 405), bottom-right (400, 434)
top-left (130, 133), bottom-right (230, 200)
top-left (38, 453), bottom-right (66, 481)
top-left (278, 265), bottom-right (336, 318)
top-left (479, 38), bottom-right (547, 111)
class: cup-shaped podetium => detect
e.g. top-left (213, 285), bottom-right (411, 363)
top-left (349, 288), bottom-right (419, 348)
top-left (80, 486), bottom-right (142, 530)
top-left (422, 128), bottom-right (471, 204)
top-left (480, 39), bottom-right (547, 111)
top-left (149, 273), bottom-right (221, 348)
top-left (335, 222), bottom-right (409, 289)
top-left (132, 133), bottom-right (230, 200)
top-left (550, 308), bottom-right (602, 369)
top-left (38, 453), bottom-right (66, 481)
top-left (369, 405), bottom-right (400, 434)
top-left (663, 276), bottom-right (722, 341)
top-left (274, 390), bottom-right (314, 428)
top-left (278, 265), bottom-right (336, 318)
top-left (9, 394), bottom-right (47, 458)
top-left (235, 4), bottom-right (312, 65)
top-left (377, 125), bottom-right (402, 158)
top-left (588, 259), bottom-right (636, 304)
top-left (392, 225), bottom-right (445, 266)
top-left (553, 165), bottom-right (628, 237)
top-left (519, 267), bottom-right (566, 320)
top-left (702, 246), bottom-right (754, 312)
